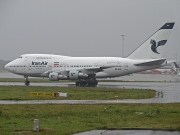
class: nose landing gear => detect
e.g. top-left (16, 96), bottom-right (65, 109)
top-left (24, 76), bottom-right (30, 86)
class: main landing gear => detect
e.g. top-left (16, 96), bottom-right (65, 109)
top-left (76, 79), bottom-right (98, 87)
top-left (24, 76), bottom-right (30, 86)
top-left (75, 75), bottom-right (98, 87)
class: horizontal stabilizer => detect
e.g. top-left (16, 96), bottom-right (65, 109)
top-left (172, 62), bottom-right (180, 76)
top-left (134, 59), bottom-right (166, 66)
top-left (173, 62), bottom-right (180, 68)
top-left (166, 60), bottom-right (175, 65)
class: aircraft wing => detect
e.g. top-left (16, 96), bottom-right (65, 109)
top-left (63, 66), bottom-right (112, 74)
top-left (134, 59), bottom-right (166, 66)
top-left (44, 66), bottom-right (112, 75)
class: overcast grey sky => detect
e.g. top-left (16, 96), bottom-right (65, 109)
top-left (0, 0), bottom-right (180, 61)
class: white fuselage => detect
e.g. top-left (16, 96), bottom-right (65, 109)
top-left (5, 54), bottom-right (163, 79)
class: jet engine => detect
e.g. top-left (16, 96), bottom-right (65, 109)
top-left (69, 71), bottom-right (88, 80)
top-left (49, 72), bottom-right (67, 81)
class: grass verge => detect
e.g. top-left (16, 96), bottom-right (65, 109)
top-left (0, 86), bottom-right (155, 100)
top-left (0, 103), bottom-right (180, 135)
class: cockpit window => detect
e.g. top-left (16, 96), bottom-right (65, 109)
top-left (18, 56), bottom-right (22, 58)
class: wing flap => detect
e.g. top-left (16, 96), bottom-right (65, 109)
top-left (66, 66), bottom-right (112, 74)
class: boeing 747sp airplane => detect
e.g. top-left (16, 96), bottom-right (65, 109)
top-left (5, 22), bottom-right (175, 86)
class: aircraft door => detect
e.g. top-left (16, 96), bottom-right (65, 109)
top-left (25, 56), bottom-right (28, 61)
top-left (47, 63), bottom-right (52, 70)
top-left (124, 63), bottom-right (128, 70)
top-left (94, 63), bottom-right (99, 67)
top-left (28, 63), bottom-right (32, 70)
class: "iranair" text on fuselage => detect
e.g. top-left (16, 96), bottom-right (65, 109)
top-left (32, 61), bottom-right (48, 65)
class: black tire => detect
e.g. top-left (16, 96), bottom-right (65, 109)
top-left (25, 81), bottom-right (30, 86)
top-left (95, 80), bottom-right (98, 85)
top-left (76, 81), bottom-right (79, 87)
top-left (83, 81), bottom-right (87, 86)
top-left (80, 81), bottom-right (84, 87)
top-left (87, 82), bottom-right (96, 87)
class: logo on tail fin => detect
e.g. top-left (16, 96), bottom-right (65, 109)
top-left (150, 39), bottom-right (167, 54)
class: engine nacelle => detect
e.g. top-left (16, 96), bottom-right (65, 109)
top-left (58, 75), bottom-right (68, 80)
top-left (69, 71), bottom-right (88, 80)
top-left (49, 72), bottom-right (67, 81)
top-left (69, 71), bottom-right (79, 80)
top-left (78, 73), bottom-right (88, 78)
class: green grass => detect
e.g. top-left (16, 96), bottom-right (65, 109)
top-left (0, 86), bottom-right (156, 100)
top-left (0, 104), bottom-right (180, 135)
top-left (0, 86), bottom-right (178, 134)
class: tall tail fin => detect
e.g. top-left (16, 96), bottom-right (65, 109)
top-left (127, 22), bottom-right (175, 60)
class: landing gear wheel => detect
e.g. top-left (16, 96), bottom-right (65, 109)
top-left (87, 81), bottom-right (97, 87)
top-left (76, 81), bottom-right (80, 87)
top-left (95, 80), bottom-right (98, 85)
top-left (75, 75), bottom-right (98, 87)
top-left (24, 76), bottom-right (30, 86)
top-left (25, 80), bottom-right (30, 86)
top-left (83, 81), bottom-right (88, 86)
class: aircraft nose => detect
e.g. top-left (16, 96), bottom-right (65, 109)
top-left (4, 63), bottom-right (9, 70)
top-left (4, 62), bottom-right (13, 72)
